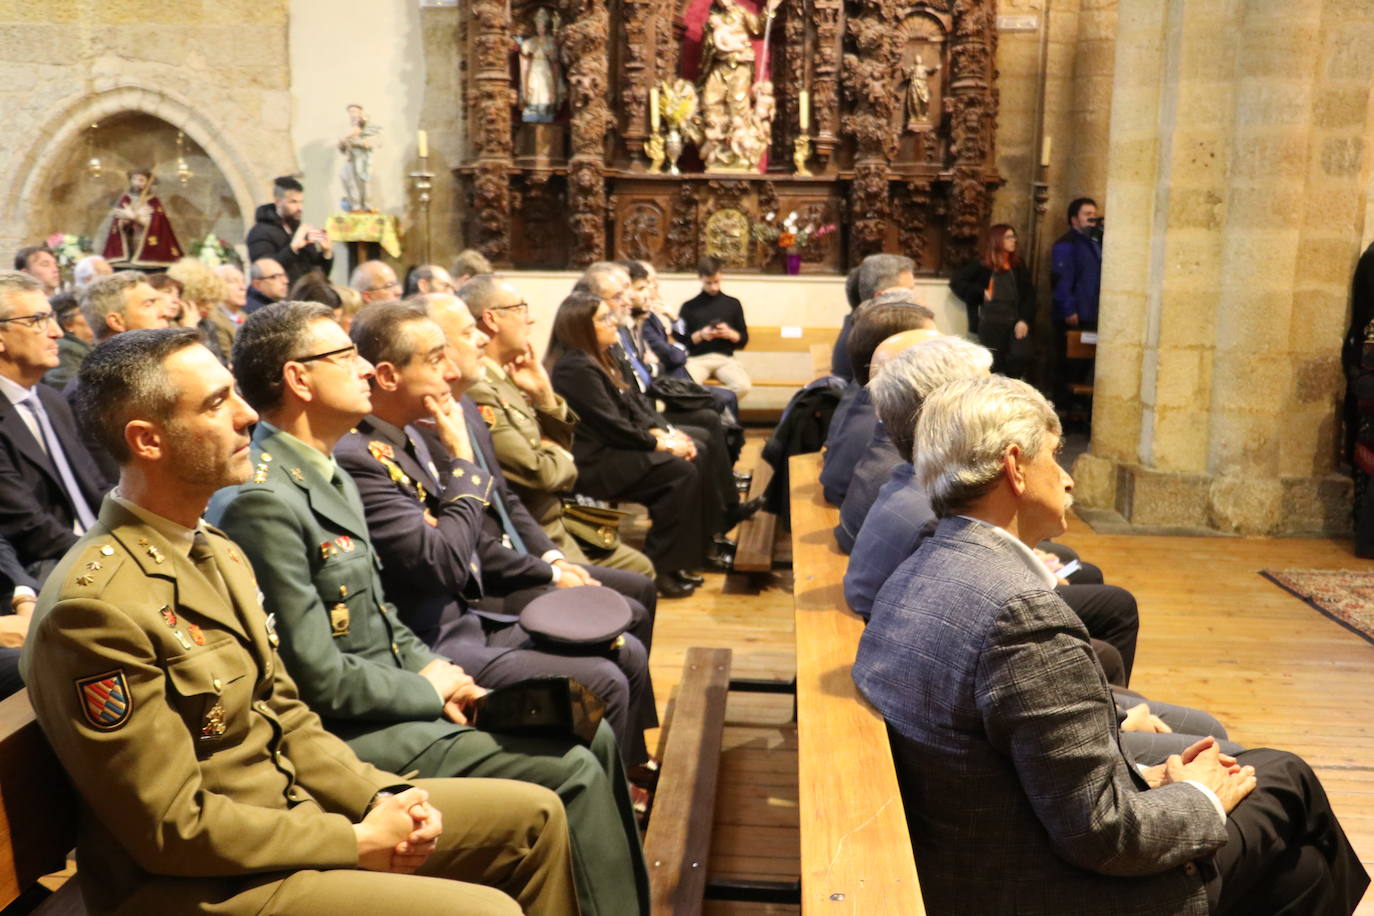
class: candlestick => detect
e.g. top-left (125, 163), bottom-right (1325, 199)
top-left (799, 90), bottom-right (810, 130)
top-left (417, 129), bottom-right (429, 160)
top-left (650, 87), bottom-right (660, 132)
top-left (1040, 134), bottom-right (1051, 167)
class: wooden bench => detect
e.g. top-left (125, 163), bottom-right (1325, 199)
top-left (0, 690), bottom-right (84, 915)
top-left (789, 452), bottom-right (923, 914)
top-left (642, 647), bottom-right (733, 915)
top-left (703, 326), bottom-right (838, 422)
top-left (730, 461), bottom-right (777, 574)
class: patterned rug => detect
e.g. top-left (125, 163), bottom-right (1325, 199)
top-left (1260, 569), bottom-right (1374, 646)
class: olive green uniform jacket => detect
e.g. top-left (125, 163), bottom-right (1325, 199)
top-left (468, 361), bottom-right (654, 577)
top-left (21, 497), bottom-right (403, 912)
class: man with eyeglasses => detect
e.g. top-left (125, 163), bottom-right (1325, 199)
top-left (0, 272), bottom-right (110, 583)
top-left (208, 301), bottom-right (646, 916)
top-left (351, 260), bottom-right (404, 305)
top-left (461, 275), bottom-right (658, 580)
top-left (404, 264), bottom-right (456, 298)
top-left (246, 257), bottom-right (289, 313)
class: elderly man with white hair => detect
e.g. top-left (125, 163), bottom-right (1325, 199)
top-left (72, 255), bottom-right (112, 290)
top-left (853, 374), bottom-right (1368, 916)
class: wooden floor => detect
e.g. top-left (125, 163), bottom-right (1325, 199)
top-left (643, 432), bottom-right (1374, 915)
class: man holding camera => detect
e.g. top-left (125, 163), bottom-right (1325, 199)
top-left (247, 176), bottom-right (335, 286)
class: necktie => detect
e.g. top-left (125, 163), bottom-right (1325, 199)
top-left (469, 442), bottom-right (527, 555)
top-left (619, 332), bottom-right (653, 390)
top-left (21, 393), bottom-right (97, 531)
top-left (189, 530), bottom-right (228, 599)
top-left (405, 431), bottom-right (441, 492)
top-left (329, 466), bottom-right (367, 524)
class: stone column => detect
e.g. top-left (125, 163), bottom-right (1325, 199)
top-left (1073, 0), bottom-right (1374, 535)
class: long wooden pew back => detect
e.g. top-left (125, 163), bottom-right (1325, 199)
top-left (0, 689), bottom-right (82, 913)
top-left (789, 452), bottom-right (923, 914)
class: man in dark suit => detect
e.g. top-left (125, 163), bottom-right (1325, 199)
top-left (336, 297), bottom-right (658, 777)
top-left (0, 271), bottom-right (110, 583)
top-left (0, 534), bottom-right (37, 698)
top-left (854, 374), bottom-right (1368, 915)
top-left (208, 302), bottom-right (648, 916)
top-left (1051, 196), bottom-right (1102, 406)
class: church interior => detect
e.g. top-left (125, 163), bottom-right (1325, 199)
top-left (1, 0), bottom-right (1373, 913)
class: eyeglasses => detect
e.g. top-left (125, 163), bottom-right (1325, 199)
top-left (490, 301), bottom-right (529, 315)
top-left (367, 279), bottom-right (401, 294)
top-left (0, 311), bottom-right (57, 330)
top-left (292, 344), bottom-right (362, 367)
top-left (259, 273), bottom-right (287, 282)
top-left (594, 313), bottom-right (620, 327)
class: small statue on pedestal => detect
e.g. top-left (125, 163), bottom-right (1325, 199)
top-left (339, 104), bottom-right (381, 211)
top-left (904, 53), bottom-right (941, 131)
top-left (518, 8), bottom-right (564, 123)
top-left (102, 169), bottom-right (183, 268)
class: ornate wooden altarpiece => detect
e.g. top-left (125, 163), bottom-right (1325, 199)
top-left (456, 0), bottom-right (1001, 274)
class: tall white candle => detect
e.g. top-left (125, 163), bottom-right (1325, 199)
top-left (417, 130), bottom-right (429, 159)
top-left (799, 90), bottom-right (810, 130)
top-left (1040, 134), bottom-right (1052, 167)
top-left (650, 88), bottom-right (660, 131)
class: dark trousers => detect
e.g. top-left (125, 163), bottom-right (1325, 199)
top-left (478, 619), bottom-right (656, 768)
top-left (580, 452), bottom-right (705, 573)
top-left (1209, 748), bottom-right (1369, 915)
top-left (672, 410), bottom-right (741, 536)
top-left (0, 647), bottom-right (21, 701)
top-left (1058, 583), bottom-right (1140, 686)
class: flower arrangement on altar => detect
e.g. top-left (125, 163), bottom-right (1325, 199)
top-left (752, 211), bottom-right (836, 274)
top-left (752, 211), bottom-right (836, 252)
top-left (45, 233), bottom-right (91, 269)
top-left (190, 232), bottom-right (242, 269)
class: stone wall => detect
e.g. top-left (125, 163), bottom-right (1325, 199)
top-left (1072, 0), bottom-right (1374, 536)
top-left (0, 0), bottom-right (295, 266)
top-left (991, 0), bottom-right (1118, 386)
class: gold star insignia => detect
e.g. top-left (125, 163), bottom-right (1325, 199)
top-left (290, 467), bottom-right (305, 482)
top-left (75, 574), bottom-right (94, 586)
top-left (260, 451), bottom-right (273, 462)
top-left (85, 561), bottom-right (102, 571)
top-left (137, 537), bottom-right (150, 547)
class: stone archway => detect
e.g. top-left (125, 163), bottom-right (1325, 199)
top-left (0, 84), bottom-right (267, 260)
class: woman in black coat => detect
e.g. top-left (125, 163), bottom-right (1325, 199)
top-left (547, 291), bottom-right (709, 596)
top-left (949, 223), bottom-right (1035, 379)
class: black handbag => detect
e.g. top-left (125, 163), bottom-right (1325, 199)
top-left (470, 676), bottom-right (606, 746)
top-left (647, 375), bottom-right (717, 412)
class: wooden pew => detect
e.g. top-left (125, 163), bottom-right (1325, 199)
top-left (0, 690), bottom-right (84, 914)
top-left (730, 461), bottom-right (777, 574)
top-left (789, 452), bottom-right (923, 914)
top-left (643, 647), bottom-right (733, 916)
top-left (713, 325), bottom-right (838, 422)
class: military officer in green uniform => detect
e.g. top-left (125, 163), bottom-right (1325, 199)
top-left (21, 327), bottom-right (578, 915)
top-left (206, 301), bottom-right (649, 916)
top-left (458, 275), bottom-right (656, 578)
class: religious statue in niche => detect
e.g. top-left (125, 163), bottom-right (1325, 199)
top-left (338, 104), bottom-right (381, 211)
top-left (904, 52), bottom-right (941, 131)
top-left (692, 0), bottom-right (781, 171)
top-left (518, 7), bottom-right (564, 123)
top-left (101, 168), bottom-right (183, 268)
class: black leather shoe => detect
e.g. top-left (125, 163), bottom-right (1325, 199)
top-left (703, 550), bottom-right (734, 573)
top-left (655, 573), bottom-right (696, 598)
top-left (725, 496), bottom-right (764, 528)
top-left (675, 569), bottom-right (706, 586)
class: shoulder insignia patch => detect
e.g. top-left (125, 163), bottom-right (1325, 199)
top-left (76, 670), bottom-right (132, 731)
top-left (478, 404), bottom-right (497, 427)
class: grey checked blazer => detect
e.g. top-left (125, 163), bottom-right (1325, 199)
top-left (853, 516), bottom-right (1227, 915)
